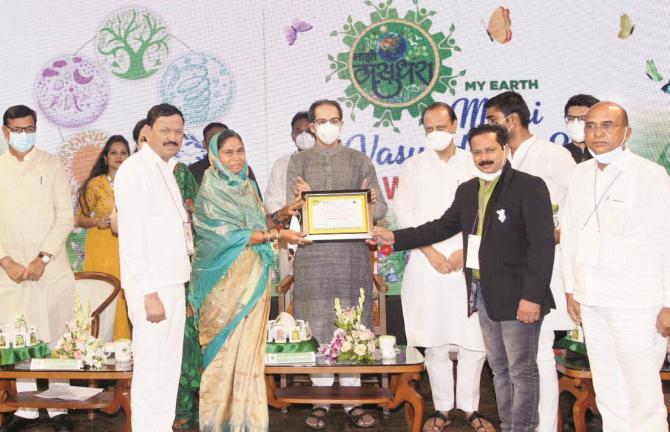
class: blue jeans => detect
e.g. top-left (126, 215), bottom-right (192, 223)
top-left (475, 281), bottom-right (542, 432)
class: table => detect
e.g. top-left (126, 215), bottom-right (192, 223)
top-left (264, 346), bottom-right (425, 432)
top-left (0, 361), bottom-right (132, 432)
top-left (556, 349), bottom-right (670, 432)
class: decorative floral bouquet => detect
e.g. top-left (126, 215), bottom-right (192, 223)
top-left (51, 294), bottom-right (105, 369)
top-left (319, 288), bottom-right (376, 363)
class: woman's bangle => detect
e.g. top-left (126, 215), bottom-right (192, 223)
top-left (274, 229), bottom-right (281, 242)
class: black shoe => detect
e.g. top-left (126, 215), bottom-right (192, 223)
top-left (51, 415), bottom-right (73, 432)
top-left (0, 415), bottom-right (40, 432)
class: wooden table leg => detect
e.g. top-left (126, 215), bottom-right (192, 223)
top-left (385, 372), bottom-right (424, 432)
top-left (265, 375), bottom-right (289, 410)
top-left (558, 375), bottom-right (596, 432)
top-left (101, 379), bottom-right (131, 432)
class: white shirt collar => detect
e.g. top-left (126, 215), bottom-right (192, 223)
top-left (141, 143), bottom-right (175, 168)
top-left (509, 135), bottom-right (537, 168)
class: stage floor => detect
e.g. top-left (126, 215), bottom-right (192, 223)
top-left (4, 366), bottom-right (601, 431)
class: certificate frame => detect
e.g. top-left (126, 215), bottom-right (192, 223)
top-left (301, 189), bottom-right (373, 241)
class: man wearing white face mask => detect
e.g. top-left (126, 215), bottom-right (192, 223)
top-left (485, 91), bottom-right (575, 432)
top-left (264, 111), bottom-right (314, 278)
top-left (394, 102), bottom-right (493, 432)
top-left (0, 105), bottom-right (75, 432)
top-left (563, 94), bottom-right (599, 163)
top-left (286, 99), bottom-right (387, 430)
top-left (561, 102), bottom-right (670, 431)
top-left (373, 123), bottom-right (555, 432)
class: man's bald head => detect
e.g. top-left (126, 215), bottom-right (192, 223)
top-left (586, 101), bottom-right (628, 126)
top-left (584, 101), bottom-right (632, 158)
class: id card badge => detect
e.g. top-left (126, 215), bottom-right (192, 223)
top-left (576, 226), bottom-right (599, 266)
top-left (466, 234), bottom-right (482, 270)
top-left (184, 222), bottom-right (195, 256)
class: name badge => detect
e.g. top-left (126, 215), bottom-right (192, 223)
top-left (576, 226), bottom-right (599, 266)
top-left (184, 222), bottom-right (195, 256)
top-left (466, 234), bottom-right (482, 270)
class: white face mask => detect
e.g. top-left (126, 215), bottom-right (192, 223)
top-left (315, 123), bottom-right (341, 145)
top-left (566, 119), bottom-right (585, 144)
top-left (588, 135), bottom-right (627, 165)
top-left (295, 131), bottom-right (315, 150)
top-left (473, 166), bottom-right (502, 182)
top-left (424, 130), bottom-right (455, 151)
top-left (9, 132), bottom-right (36, 152)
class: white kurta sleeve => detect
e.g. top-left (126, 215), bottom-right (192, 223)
top-left (115, 166), bottom-right (154, 295)
top-left (39, 162), bottom-right (74, 256)
top-left (644, 167), bottom-right (670, 306)
top-left (551, 146), bottom-right (577, 206)
top-left (264, 156), bottom-right (288, 214)
top-left (559, 180), bottom-right (577, 294)
top-left (393, 160), bottom-right (416, 229)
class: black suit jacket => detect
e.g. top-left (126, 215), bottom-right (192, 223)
top-left (394, 162), bottom-right (555, 321)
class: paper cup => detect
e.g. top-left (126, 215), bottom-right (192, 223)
top-left (115, 339), bottom-right (132, 363)
top-left (379, 335), bottom-right (396, 359)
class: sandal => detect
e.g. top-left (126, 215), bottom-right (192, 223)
top-left (306, 407), bottom-right (328, 430)
top-left (423, 411), bottom-right (451, 432)
top-left (346, 405), bottom-right (377, 428)
top-left (466, 411), bottom-right (496, 432)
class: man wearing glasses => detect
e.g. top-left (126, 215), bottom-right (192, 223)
top-left (563, 94), bottom-right (600, 163)
top-left (0, 105), bottom-right (75, 432)
top-left (485, 91), bottom-right (575, 432)
top-left (561, 101), bottom-right (670, 431)
top-left (285, 99), bottom-right (387, 430)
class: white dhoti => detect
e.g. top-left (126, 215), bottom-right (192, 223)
top-left (311, 374), bottom-right (360, 411)
top-left (125, 284), bottom-right (185, 432)
top-left (581, 304), bottom-right (667, 432)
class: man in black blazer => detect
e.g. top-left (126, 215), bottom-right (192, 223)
top-left (373, 123), bottom-right (555, 431)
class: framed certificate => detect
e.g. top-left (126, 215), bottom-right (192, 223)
top-left (301, 190), bottom-right (373, 241)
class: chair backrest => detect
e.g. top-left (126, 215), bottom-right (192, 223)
top-left (74, 272), bottom-right (121, 341)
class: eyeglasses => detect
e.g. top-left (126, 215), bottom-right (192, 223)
top-left (564, 115), bottom-right (586, 123)
top-left (584, 122), bottom-right (626, 133)
top-left (6, 126), bottom-right (36, 134)
top-left (313, 118), bottom-right (342, 126)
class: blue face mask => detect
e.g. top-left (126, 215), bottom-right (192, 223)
top-left (9, 132), bottom-right (36, 152)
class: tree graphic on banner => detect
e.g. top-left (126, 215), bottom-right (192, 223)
top-left (97, 9), bottom-right (169, 80)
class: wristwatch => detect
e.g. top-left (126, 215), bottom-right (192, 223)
top-left (38, 252), bottom-right (51, 264)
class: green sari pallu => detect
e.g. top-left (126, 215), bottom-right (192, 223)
top-left (189, 133), bottom-right (274, 432)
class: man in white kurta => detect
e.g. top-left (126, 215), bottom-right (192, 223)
top-left (264, 111), bottom-right (313, 279)
top-left (394, 103), bottom-right (488, 431)
top-left (115, 104), bottom-right (191, 432)
top-left (561, 102), bottom-right (670, 432)
top-left (0, 105), bottom-right (74, 431)
top-left (485, 91), bottom-right (575, 432)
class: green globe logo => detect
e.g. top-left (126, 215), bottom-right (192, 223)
top-left (327, 0), bottom-right (466, 132)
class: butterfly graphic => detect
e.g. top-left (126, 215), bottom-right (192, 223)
top-left (486, 6), bottom-right (512, 44)
top-left (618, 13), bottom-right (635, 39)
top-left (285, 18), bottom-right (313, 46)
top-left (645, 60), bottom-right (663, 82)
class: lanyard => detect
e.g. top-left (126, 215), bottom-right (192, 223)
top-left (582, 168), bottom-right (621, 228)
top-left (155, 163), bottom-right (188, 224)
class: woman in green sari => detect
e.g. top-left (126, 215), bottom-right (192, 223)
top-left (189, 130), bottom-right (307, 432)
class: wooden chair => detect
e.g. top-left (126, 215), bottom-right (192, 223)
top-left (275, 249), bottom-right (390, 413)
top-left (74, 272), bottom-right (121, 341)
top-left (74, 271), bottom-right (121, 420)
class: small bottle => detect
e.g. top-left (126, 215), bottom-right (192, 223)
top-left (29, 326), bottom-right (38, 346)
top-left (0, 330), bottom-right (6, 349)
